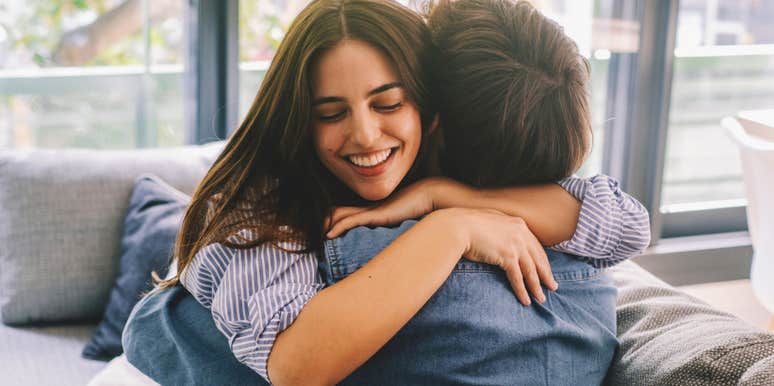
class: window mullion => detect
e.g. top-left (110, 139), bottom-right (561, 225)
top-left (184, 0), bottom-right (239, 145)
top-left (602, 0), bottom-right (679, 244)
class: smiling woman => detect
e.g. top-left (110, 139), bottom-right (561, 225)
top-left (122, 1), bottom-right (652, 385)
top-left (143, 0), bottom-right (552, 383)
top-left (133, 0), bottom-right (572, 383)
top-left (311, 39), bottom-right (424, 201)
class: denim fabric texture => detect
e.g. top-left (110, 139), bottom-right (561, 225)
top-left (124, 221), bottom-right (617, 385)
top-left (322, 222), bottom-right (619, 386)
top-left (123, 285), bottom-right (267, 386)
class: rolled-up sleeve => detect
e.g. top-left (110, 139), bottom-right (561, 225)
top-left (181, 235), bottom-right (324, 383)
top-left (551, 175), bottom-right (651, 268)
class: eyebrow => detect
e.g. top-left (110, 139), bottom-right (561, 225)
top-left (312, 82), bottom-right (403, 106)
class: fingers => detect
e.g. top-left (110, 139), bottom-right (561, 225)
top-left (326, 207), bottom-right (381, 238)
top-left (520, 256), bottom-right (546, 304)
top-left (532, 246), bottom-right (558, 291)
top-left (329, 206), bottom-right (368, 225)
top-left (515, 218), bottom-right (556, 295)
top-left (505, 241), bottom-right (553, 306)
top-left (327, 215), bottom-right (363, 238)
top-left (504, 262), bottom-right (531, 306)
top-left (325, 206), bottom-right (368, 237)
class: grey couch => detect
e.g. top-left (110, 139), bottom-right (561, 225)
top-left (0, 143), bottom-right (223, 385)
top-left (2, 144), bottom-right (773, 386)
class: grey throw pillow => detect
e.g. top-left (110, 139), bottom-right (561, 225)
top-left (82, 174), bottom-right (189, 361)
top-left (0, 141), bottom-right (224, 325)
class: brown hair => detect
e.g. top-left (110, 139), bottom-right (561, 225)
top-left (427, 0), bottom-right (592, 187)
top-left (156, 0), bottom-right (436, 289)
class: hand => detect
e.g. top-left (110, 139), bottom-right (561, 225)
top-left (326, 179), bottom-right (444, 238)
top-left (439, 208), bottom-right (559, 305)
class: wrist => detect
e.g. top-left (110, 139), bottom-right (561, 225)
top-left (425, 177), bottom-right (471, 210)
top-left (424, 208), bottom-right (470, 256)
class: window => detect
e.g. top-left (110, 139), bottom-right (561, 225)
top-left (661, 0), bottom-right (774, 208)
top-left (0, 0), bottom-right (186, 149)
top-left (238, 0), bottom-right (305, 123)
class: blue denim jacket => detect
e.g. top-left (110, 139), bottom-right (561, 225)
top-left (124, 222), bottom-right (617, 385)
top-left (320, 221), bottom-right (618, 385)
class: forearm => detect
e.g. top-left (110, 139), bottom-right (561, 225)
top-left (434, 180), bottom-right (580, 246)
top-left (268, 211), bottom-right (466, 386)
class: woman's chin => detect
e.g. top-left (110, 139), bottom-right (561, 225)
top-left (352, 183), bottom-right (396, 202)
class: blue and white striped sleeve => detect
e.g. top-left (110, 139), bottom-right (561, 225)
top-left (551, 174), bottom-right (651, 268)
top-left (180, 232), bottom-right (324, 384)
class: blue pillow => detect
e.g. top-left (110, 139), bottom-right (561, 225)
top-left (82, 174), bottom-right (190, 361)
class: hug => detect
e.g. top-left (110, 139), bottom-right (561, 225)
top-left (123, 0), bottom-right (650, 385)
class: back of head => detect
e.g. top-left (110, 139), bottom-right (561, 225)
top-left (428, 0), bottom-right (592, 187)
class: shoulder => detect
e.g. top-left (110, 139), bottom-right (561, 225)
top-left (181, 231), bottom-right (317, 304)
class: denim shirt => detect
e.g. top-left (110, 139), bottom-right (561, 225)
top-left (164, 175), bottom-right (646, 382)
top-left (319, 221), bottom-right (619, 386)
top-left (125, 222), bottom-right (618, 386)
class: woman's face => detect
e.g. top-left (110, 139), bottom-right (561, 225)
top-left (311, 39), bottom-right (422, 201)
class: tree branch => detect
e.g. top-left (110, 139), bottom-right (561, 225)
top-left (53, 0), bottom-right (180, 66)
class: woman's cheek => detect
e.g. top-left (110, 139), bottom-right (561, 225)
top-left (399, 108), bottom-right (423, 152)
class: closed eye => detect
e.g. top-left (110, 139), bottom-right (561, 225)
top-left (318, 110), bottom-right (347, 122)
top-left (374, 102), bottom-right (403, 112)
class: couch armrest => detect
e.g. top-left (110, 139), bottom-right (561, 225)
top-left (606, 261), bottom-right (774, 385)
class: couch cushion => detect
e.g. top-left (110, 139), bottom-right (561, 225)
top-left (605, 261), bottom-right (774, 385)
top-left (0, 142), bottom-right (224, 324)
top-left (0, 322), bottom-right (106, 386)
top-left (82, 175), bottom-right (189, 361)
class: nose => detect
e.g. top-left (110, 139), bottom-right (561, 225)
top-left (349, 107), bottom-right (381, 148)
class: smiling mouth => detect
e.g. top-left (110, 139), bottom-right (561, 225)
top-left (346, 147), bottom-right (397, 168)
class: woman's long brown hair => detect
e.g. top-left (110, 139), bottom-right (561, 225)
top-left (156, 0), bottom-right (436, 289)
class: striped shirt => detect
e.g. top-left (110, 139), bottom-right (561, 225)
top-left (553, 175), bottom-right (651, 268)
top-left (180, 174), bottom-right (650, 383)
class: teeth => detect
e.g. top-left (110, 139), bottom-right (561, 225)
top-left (348, 148), bottom-right (392, 167)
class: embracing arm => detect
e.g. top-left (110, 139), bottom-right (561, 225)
top-left (326, 177), bottom-right (580, 246)
top-left (184, 210), bottom-right (549, 386)
top-left (183, 228), bottom-right (461, 386)
top-left (429, 175), bottom-right (651, 262)
top-left (328, 175), bottom-right (651, 264)
top-left (269, 208), bottom-right (547, 386)
top-left (269, 211), bottom-right (465, 385)
top-left (430, 178), bottom-right (580, 246)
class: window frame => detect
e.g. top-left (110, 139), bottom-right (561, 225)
top-left (185, 0), bottom-right (240, 145)
top-left (602, 0), bottom-right (753, 284)
top-left (602, 1), bottom-right (750, 239)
